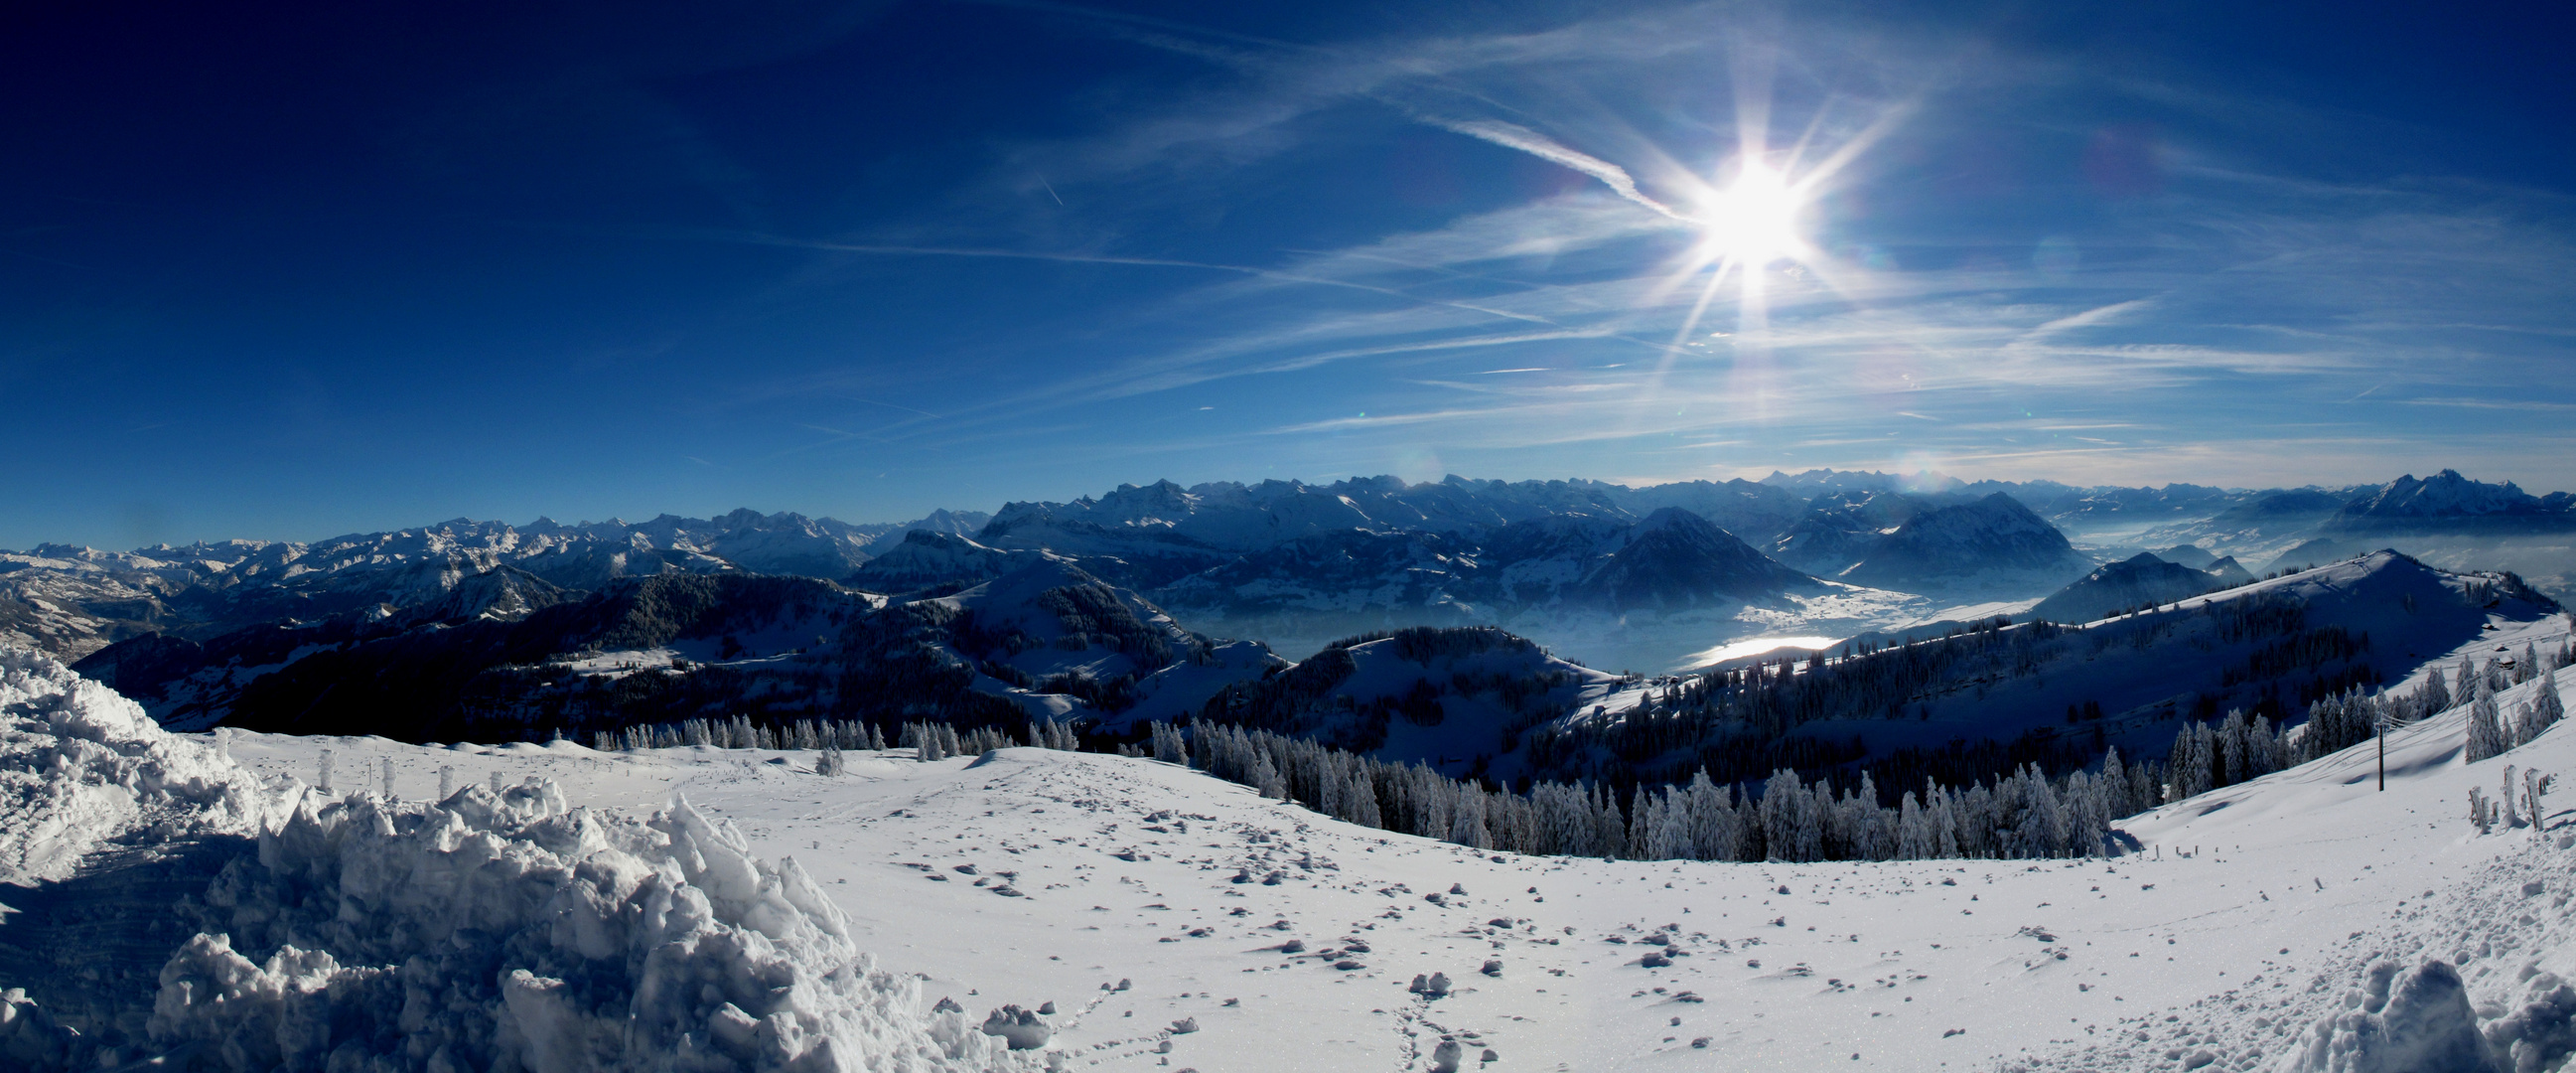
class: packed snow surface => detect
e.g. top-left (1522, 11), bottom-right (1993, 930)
top-left (6, 640), bottom-right (2576, 1070)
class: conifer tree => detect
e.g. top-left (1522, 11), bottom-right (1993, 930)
top-left (1252, 750), bottom-right (1286, 799)
top-left (2419, 667), bottom-right (2451, 720)
top-left (1896, 792), bottom-right (1933, 859)
top-left (2467, 679), bottom-right (2506, 763)
top-left (2532, 676), bottom-right (2567, 743)
top-left (1593, 785), bottom-right (1629, 859)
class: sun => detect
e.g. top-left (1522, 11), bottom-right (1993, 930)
top-left (1695, 160), bottom-right (1805, 266)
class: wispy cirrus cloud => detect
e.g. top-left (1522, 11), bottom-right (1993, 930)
top-left (713, 1), bottom-right (2576, 492)
top-left (1422, 117), bottom-right (1693, 221)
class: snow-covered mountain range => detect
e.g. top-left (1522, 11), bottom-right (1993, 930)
top-left (69, 527), bottom-right (2560, 816)
top-left (13, 468), bottom-right (2576, 679)
top-left (0, 508), bottom-right (987, 661)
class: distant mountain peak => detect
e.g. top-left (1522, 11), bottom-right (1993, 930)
top-left (1839, 493), bottom-right (2088, 592)
top-left (2326, 470), bottom-right (2570, 534)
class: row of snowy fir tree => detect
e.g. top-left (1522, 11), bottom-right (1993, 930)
top-left (2173, 634), bottom-right (2574, 798)
top-left (596, 713), bottom-right (1083, 760)
top-left (596, 714), bottom-right (883, 752)
top-left (2462, 643), bottom-right (2572, 763)
top-left (1164, 720), bottom-right (2164, 861)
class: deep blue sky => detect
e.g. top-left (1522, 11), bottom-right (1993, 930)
top-left (4, 0), bottom-right (2571, 548)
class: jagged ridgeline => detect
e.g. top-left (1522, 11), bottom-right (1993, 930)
top-left (1142, 622), bottom-right (2570, 864)
top-left (1182, 552), bottom-right (2560, 804)
top-left (72, 561), bottom-right (1236, 741)
top-left (69, 546), bottom-right (2562, 838)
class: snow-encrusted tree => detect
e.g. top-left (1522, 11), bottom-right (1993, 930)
top-left (2466, 679), bottom-right (2506, 763)
top-left (2421, 666), bottom-right (2452, 719)
top-left (1347, 771), bottom-right (1381, 829)
top-left (1149, 721), bottom-right (1186, 763)
top-left (1591, 785), bottom-right (1629, 860)
top-left (1449, 788), bottom-right (1491, 849)
top-left (1635, 786), bottom-right (1687, 860)
top-left (1758, 769), bottom-right (1821, 862)
top-left (1683, 772), bottom-right (1742, 862)
top-left (2218, 709), bottom-right (2250, 786)
top-left (2510, 682), bottom-right (2564, 750)
top-left (1249, 749), bottom-right (1285, 799)
top-left (1896, 792), bottom-right (1934, 859)
top-left (2168, 722), bottom-right (2213, 801)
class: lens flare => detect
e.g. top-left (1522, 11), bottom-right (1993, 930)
top-left (1697, 161), bottom-right (1804, 265)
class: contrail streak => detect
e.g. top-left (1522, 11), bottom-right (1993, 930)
top-left (1428, 118), bottom-right (1692, 223)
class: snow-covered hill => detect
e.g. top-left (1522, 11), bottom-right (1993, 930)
top-left (1107, 626), bottom-right (1638, 780)
top-left (1151, 508), bottom-right (1825, 670)
top-left (1840, 493), bottom-right (2097, 595)
top-left (1805, 551), bottom-right (2560, 767)
top-left (10, 634), bottom-right (2576, 1071)
top-left (847, 530), bottom-right (1036, 591)
top-left (2029, 552), bottom-right (2253, 625)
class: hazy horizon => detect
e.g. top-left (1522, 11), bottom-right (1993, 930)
top-left (4, 464), bottom-right (2554, 552)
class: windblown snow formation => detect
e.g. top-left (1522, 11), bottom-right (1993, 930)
top-left (0, 647), bottom-right (1032, 1072)
top-left (0, 648), bottom-right (275, 886)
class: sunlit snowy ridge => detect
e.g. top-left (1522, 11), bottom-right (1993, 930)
top-left (4, 597), bottom-right (2576, 1070)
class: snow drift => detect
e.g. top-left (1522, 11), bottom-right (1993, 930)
top-left (147, 787), bottom-right (1031, 1073)
top-left (0, 647), bottom-right (1036, 1072)
top-left (0, 647), bottom-right (275, 886)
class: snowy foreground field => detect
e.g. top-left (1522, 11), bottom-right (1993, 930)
top-left (6, 641), bottom-right (2576, 1071)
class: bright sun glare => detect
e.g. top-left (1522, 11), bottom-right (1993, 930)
top-left (1698, 162), bottom-right (1804, 265)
